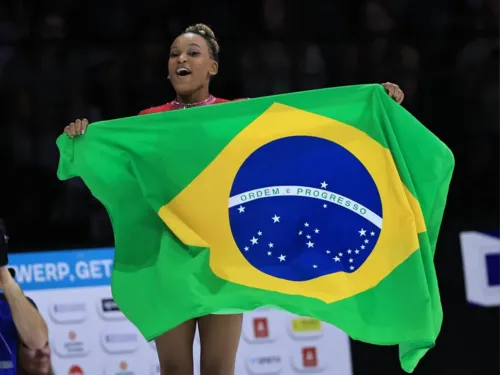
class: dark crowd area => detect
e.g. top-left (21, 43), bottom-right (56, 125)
top-left (0, 1), bottom-right (498, 374)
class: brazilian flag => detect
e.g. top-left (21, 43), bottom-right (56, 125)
top-left (56, 84), bottom-right (454, 372)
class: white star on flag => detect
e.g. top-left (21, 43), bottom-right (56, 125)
top-left (257, 231), bottom-right (262, 236)
top-left (338, 252), bottom-right (343, 257)
top-left (306, 241), bottom-right (314, 248)
top-left (350, 266), bottom-right (355, 270)
top-left (238, 206), bottom-right (245, 213)
top-left (313, 264), bottom-right (318, 268)
top-left (334, 256), bottom-right (340, 262)
top-left (326, 250), bottom-right (331, 254)
top-left (268, 243), bottom-right (274, 248)
top-left (347, 249), bottom-right (352, 254)
top-left (306, 235), bottom-right (311, 239)
top-left (355, 250), bottom-right (360, 254)
top-left (267, 251), bottom-right (272, 256)
top-left (349, 258), bottom-right (354, 263)
top-left (298, 231), bottom-right (303, 235)
top-left (272, 215), bottom-right (280, 223)
top-left (365, 239), bottom-right (369, 244)
top-left (371, 231), bottom-right (375, 236)
top-left (320, 181), bottom-right (328, 188)
top-left (244, 246), bottom-right (249, 251)
top-left (359, 228), bottom-right (366, 236)
top-left (361, 245), bottom-right (365, 250)
top-left (304, 222), bottom-right (310, 227)
top-left (278, 254), bottom-right (286, 262)
top-left (314, 228), bottom-right (320, 234)
top-left (323, 204), bottom-right (327, 208)
top-left (250, 237), bottom-right (258, 245)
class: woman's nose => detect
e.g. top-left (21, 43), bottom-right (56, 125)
top-left (177, 53), bottom-right (187, 63)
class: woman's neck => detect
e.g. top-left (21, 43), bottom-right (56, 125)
top-left (176, 89), bottom-right (210, 105)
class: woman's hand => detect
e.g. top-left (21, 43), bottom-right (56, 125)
top-left (381, 82), bottom-right (404, 104)
top-left (64, 118), bottom-right (89, 137)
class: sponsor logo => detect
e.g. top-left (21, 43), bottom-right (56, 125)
top-left (288, 317), bottom-right (324, 339)
top-left (53, 329), bottom-right (91, 358)
top-left (105, 359), bottom-right (139, 375)
top-left (253, 317), bottom-right (269, 338)
top-left (97, 297), bottom-right (126, 321)
top-left (100, 329), bottom-right (140, 354)
top-left (102, 298), bottom-right (119, 312)
top-left (246, 355), bottom-right (282, 374)
top-left (291, 346), bottom-right (327, 372)
top-left (302, 347), bottom-right (318, 368)
top-left (49, 302), bottom-right (87, 324)
top-left (242, 315), bottom-right (276, 343)
top-left (9, 248), bottom-right (115, 291)
top-left (68, 365), bottom-right (84, 375)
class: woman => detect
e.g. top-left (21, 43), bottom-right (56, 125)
top-left (64, 23), bottom-right (405, 375)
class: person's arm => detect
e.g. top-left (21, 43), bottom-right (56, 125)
top-left (0, 267), bottom-right (48, 349)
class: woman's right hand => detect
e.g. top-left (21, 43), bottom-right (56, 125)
top-left (64, 118), bottom-right (89, 137)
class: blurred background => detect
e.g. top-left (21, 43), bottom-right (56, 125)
top-left (0, 0), bottom-right (498, 374)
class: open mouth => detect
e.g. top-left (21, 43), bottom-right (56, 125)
top-left (176, 67), bottom-right (191, 77)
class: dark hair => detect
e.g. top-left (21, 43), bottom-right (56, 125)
top-left (183, 23), bottom-right (220, 62)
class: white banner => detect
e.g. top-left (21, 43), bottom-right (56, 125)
top-left (460, 231), bottom-right (500, 307)
top-left (9, 248), bottom-right (353, 375)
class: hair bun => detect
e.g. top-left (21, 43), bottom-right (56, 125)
top-left (185, 23), bottom-right (215, 39)
top-left (185, 23), bottom-right (219, 54)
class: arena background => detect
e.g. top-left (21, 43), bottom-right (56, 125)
top-left (0, 1), bottom-right (498, 374)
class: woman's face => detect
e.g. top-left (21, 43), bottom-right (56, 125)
top-left (168, 33), bottom-right (218, 97)
top-left (19, 343), bottom-right (52, 374)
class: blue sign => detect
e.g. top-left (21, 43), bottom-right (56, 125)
top-left (8, 248), bottom-right (114, 291)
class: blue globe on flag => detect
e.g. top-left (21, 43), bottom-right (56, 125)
top-left (228, 136), bottom-right (383, 282)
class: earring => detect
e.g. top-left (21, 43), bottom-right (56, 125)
top-left (167, 75), bottom-right (170, 80)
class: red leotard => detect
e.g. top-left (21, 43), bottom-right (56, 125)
top-left (139, 97), bottom-right (242, 115)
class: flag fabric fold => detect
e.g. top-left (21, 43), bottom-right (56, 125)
top-left (56, 84), bottom-right (454, 372)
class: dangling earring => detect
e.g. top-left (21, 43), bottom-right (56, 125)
top-left (167, 75), bottom-right (170, 80)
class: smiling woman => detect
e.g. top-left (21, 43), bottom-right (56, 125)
top-left (166, 24), bottom-right (220, 103)
top-left (134, 24), bottom-right (240, 116)
top-left (61, 21), bottom-right (407, 375)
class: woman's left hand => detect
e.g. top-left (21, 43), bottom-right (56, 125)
top-left (381, 82), bottom-right (404, 104)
